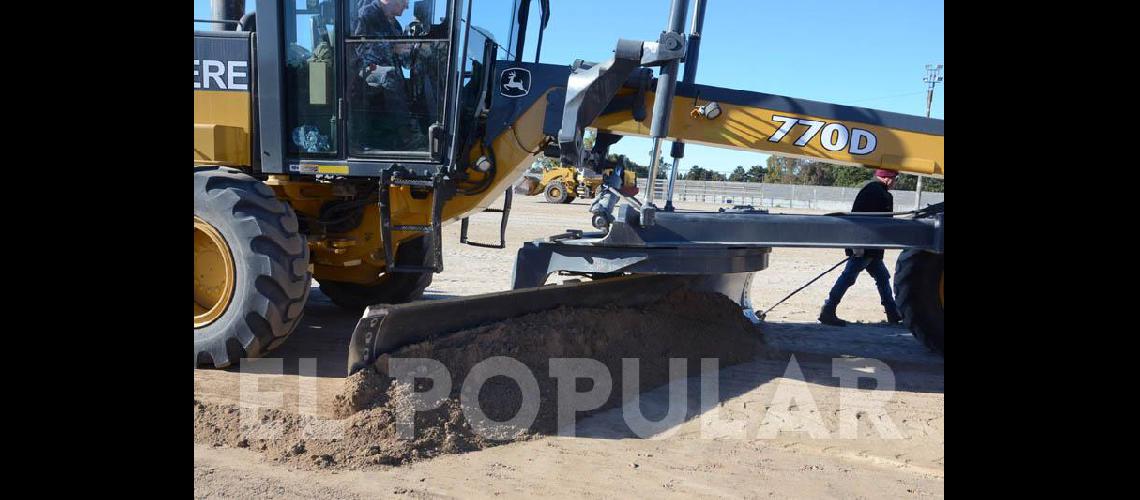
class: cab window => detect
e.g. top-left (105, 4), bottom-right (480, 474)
top-left (345, 0), bottom-right (451, 156)
top-left (284, 0), bottom-right (339, 156)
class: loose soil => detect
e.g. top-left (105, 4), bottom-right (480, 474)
top-left (195, 197), bottom-right (944, 498)
top-left (194, 288), bottom-right (767, 470)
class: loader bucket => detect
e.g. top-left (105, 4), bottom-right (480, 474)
top-left (514, 176), bottom-right (543, 196)
top-left (346, 273), bottom-right (756, 376)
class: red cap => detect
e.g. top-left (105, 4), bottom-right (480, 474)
top-left (874, 169), bottom-right (898, 178)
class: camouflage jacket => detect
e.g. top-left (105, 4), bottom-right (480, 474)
top-left (352, 1), bottom-right (406, 70)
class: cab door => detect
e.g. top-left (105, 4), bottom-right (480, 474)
top-left (342, 0), bottom-right (454, 160)
top-left (280, 0), bottom-right (341, 159)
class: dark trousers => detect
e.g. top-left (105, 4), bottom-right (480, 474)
top-left (827, 256), bottom-right (897, 308)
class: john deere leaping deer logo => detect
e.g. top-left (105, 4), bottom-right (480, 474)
top-left (499, 68), bottom-right (531, 98)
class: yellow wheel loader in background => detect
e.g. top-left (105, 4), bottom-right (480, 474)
top-left (516, 165), bottom-right (621, 203)
top-left (194, 0), bottom-right (944, 370)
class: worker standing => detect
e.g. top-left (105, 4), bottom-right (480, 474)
top-left (819, 169), bottom-right (904, 326)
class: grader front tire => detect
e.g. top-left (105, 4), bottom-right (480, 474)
top-left (194, 167), bottom-right (312, 368)
top-left (894, 249), bottom-right (944, 356)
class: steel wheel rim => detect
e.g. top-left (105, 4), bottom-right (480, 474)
top-left (194, 216), bottom-right (236, 328)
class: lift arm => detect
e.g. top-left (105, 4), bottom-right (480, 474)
top-left (592, 82), bottom-right (944, 177)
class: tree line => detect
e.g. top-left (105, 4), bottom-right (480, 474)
top-left (758, 156), bottom-right (944, 192)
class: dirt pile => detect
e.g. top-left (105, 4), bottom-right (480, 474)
top-left (194, 288), bottom-right (766, 469)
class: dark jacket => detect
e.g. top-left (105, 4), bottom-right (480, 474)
top-left (350, 1), bottom-right (411, 121)
top-left (846, 179), bottom-right (893, 259)
top-left (353, 1), bottom-right (405, 67)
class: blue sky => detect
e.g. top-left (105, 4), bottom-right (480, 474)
top-left (521, 0), bottom-right (944, 173)
top-left (195, 0), bottom-right (943, 174)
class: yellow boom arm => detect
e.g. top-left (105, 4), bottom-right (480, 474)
top-left (595, 88), bottom-right (944, 177)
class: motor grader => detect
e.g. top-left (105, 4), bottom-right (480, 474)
top-left (194, 0), bottom-right (944, 371)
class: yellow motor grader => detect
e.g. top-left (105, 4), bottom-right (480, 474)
top-left (194, 0), bottom-right (944, 370)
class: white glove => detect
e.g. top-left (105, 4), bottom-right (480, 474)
top-left (360, 64), bottom-right (398, 90)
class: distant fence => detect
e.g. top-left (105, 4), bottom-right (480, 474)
top-left (634, 178), bottom-right (944, 211)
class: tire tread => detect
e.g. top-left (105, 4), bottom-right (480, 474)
top-left (195, 167), bottom-right (312, 368)
top-left (894, 249), bottom-right (944, 355)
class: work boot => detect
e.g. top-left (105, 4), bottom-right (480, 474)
top-left (818, 302), bottom-right (847, 327)
top-left (885, 305), bottom-right (902, 325)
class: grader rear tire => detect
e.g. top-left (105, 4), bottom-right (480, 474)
top-left (318, 236), bottom-right (433, 310)
top-left (194, 167), bottom-right (312, 368)
top-left (894, 249), bottom-right (944, 356)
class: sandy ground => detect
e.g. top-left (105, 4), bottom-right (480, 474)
top-left (194, 195), bottom-right (944, 498)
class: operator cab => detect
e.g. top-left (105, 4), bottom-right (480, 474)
top-left (250, 0), bottom-right (519, 178)
top-left (279, 0), bottom-right (453, 161)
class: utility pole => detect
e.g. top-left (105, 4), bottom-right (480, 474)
top-left (914, 63), bottom-right (943, 210)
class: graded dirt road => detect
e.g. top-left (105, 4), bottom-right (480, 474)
top-left (194, 195), bottom-right (944, 498)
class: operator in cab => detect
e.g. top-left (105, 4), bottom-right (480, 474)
top-left (349, 0), bottom-right (419, 152)
top-left (819, 169), bottom-right (904, 327)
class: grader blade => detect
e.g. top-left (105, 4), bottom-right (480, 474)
top-left (346, 273), bottom-right (748, 375)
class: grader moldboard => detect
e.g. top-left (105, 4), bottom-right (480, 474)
top-left (193, 0), bottom-right (944, 375)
